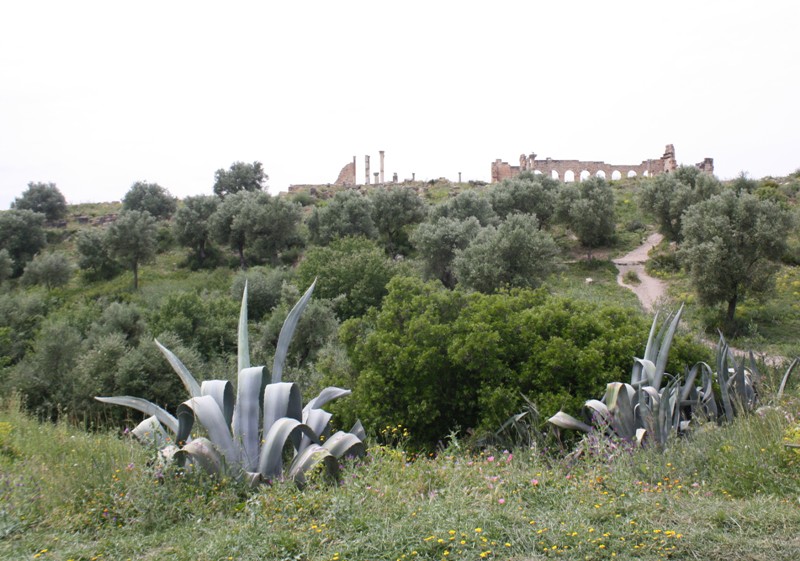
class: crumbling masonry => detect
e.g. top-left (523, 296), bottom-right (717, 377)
top-left (490, 144), bottom-right (714, 183)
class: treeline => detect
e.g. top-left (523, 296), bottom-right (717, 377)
top-left (1, 164), bottom-right (797, 446)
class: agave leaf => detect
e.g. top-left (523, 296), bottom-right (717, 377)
top-left (95, 396), bottom-right (179, 435)
top-left (176, 437), bottom-right (224, 476)
top-left (322, 430), bottom-right (365, 459)
top-left (238, 281), bottom-right (250, 374)
top-left (131, 415), bottom-right (170, 447)
top-left (610, 385), bottom-right (637, 441)
top-left (272, 279), bottom-right (316, 384)
top-left (652, 304), bottom-right (683, 389)
top-left (642, 310), bottom-right (660, 363)
top-left (300, 408), bottom-right (333, 453)
top-left (548, 411), bottom-right (591, 433)
top-left (258, 417), bottom-right (317, 477)
top-left (201, 380), bottom-right (235, 429)
top-left (777, 358), bottom-right (799, 400)
top-left (288, 444), bottom-right (339, 487)
top-left (231, 366), bottom-right (264, 471)
top-left (631, 359), bottom-right (656, 388)
top-left (634, 428), bottom-right (647, 446)
top-left (303, 386), bottom-right (352, 414)
top-left (155, 339), bottom-right (202, 398)
top-left (263, 382), bottom-right (303, 438)
top-left (178, 396), bottom-right (241, 472)
top-left (585, 400), bottom-right (610, 425)
top-left (350, 420), bottom-right (366, 441)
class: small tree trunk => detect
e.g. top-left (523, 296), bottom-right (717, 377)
top-left (725, 292), bottom-right (738, 334)
top-left (238, 244), bottom-right (247, 270)
top-left (133, 261), bottom-right (139, 290)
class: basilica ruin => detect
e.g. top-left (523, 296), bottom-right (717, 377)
top-left (491, 144), bottom-right (714, 183)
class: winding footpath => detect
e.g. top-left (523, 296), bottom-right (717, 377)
top-left (612, 232), bottom-right (667, 312)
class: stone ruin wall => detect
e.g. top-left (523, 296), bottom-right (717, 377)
top-left (491, 144), bottom-right (714, 183)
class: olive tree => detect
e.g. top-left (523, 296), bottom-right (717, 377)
top-left (488, 172), bottom-right (559, 227)
top-left (307, 190), bottom-right (376, 245)
top-left (370, 187), bottom-right (426, 255)
top-left (76, 229), bottom-right (123, 281)
top-left (0, 209), bottom-right (46, 276)
top-left (639, 166), bottom-right (721, 241)
top-left (122, 181), bottom-right (177, 220)
top-left (453, 213), bottom-right (560, 293)
top-left (106, 210), bottom-right (157, 289)
top-left (21, 251), bottom-right (74, 289)
top-left (679, 189), bottom-right (793, 331)
top-left (173, 195), bottom-right (219, 267)
top-left (557, 176), bottom-right (616, 259)
top-left (213, 161), bottom-right (267, 198)
top-left (411, 216), bottom-right (481, 289)
top-left (11, 182), bottom-right (67, 221)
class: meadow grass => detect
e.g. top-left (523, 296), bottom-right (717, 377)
top-left (2, 396), bottom-right (800, 561)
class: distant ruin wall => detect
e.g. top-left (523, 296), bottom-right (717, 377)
top-left (334, 157), bottom-right (357, 186)
top-left (491, 144), bottom-right (713, 183)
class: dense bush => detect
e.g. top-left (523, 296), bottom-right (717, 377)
top-left (329, 276), bottom-right (706, 448)
top-left (20, 251), bottom-right (74, 289)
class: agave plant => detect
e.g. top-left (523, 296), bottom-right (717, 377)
top-left (548, 306), bottom-right (762, 448)
top-left (97, 281), bottom-right (365, 486)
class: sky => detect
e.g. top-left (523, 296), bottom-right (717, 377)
top-left (1, 1), bottom-right (798, 209)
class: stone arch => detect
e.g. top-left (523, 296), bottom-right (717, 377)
top-left (580, 170), bottom-right (591, 182)
top-left (533, 170), bottom-right (542, 175)
top-left (595, 170), bottom-right (606, 179)
top-left (564, 170), bottom-right (575, 182)
top-left (611, 170), bottom-right (622, 180)
top-left (551, 170), bottom-right (559, 180)
top-left (643, 170), bottom-right (650, 177)
top-left (627, 170), bottom-right (638, 178)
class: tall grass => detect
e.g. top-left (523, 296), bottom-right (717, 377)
top-left (2, 394), bottom-right (800, 560)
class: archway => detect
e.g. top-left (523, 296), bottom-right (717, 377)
top-left (627, 170), bottom-right (638, 178)
top-left (579, 170), bottom-right (590, 182)
top-left (595, 170), bottom-right (606, 179)
top-left (643, 170), bottom-right (649, 177)
top-left (533, 170), bottom-right (542, 175)
top-left (551, 170), bottom-right (559, 180)
top-left (563, 170), bottom-right (575, 182)
top-left (611, 170), bottom-right (622, 180)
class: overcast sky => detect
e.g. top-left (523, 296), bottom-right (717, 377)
top-left (1, 1), bottom-right (798, 208)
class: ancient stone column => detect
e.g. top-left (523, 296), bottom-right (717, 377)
top-left (373, 172), bottom-right (379, 184)
top-left (365, 155), bottom-right (371, 185)
top-left (393, 172), bottom-right (398, 183)
top-left (458, 172), bottom-right (462, 183)
top-left (379, 150), bottom-right (385, 184)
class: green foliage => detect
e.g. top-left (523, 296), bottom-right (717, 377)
top-left (557, 177), bottom-right (616, 257)
top-left (453, 213), bottom-right (560, 293)
top-left (20, 251), bottom-right (74, 289)
top-left (75, 228), bottom-right (124, 281)
top-left (8, 318), bottom-right (82, 421)
top-left (106, 210), bottom-right (158, 289)
top-left (0, 291), bottom-right (49, 367)
top-left (429, 189), bottom-right (497, 226)
top-left (211, 191), bottom-right (302, 268)
top-left (307, 190), bottom-right (376, 245)
top-left (0, 249), bottom-right (14, 284)
top-left (96, 282), bottom-right (364, 486)
top-left (230, 267), bottom-right (291, 322)
top-left (122, 182), bottom-right (177, 220)
top-left (0, 209), bottom-right (46, 277)
top-left (369, 186), bottom-right (426, 255)
top-left (488, 171), bottom-right (559, 227)
top-left (173, 195), bottom-right (219, 268)
top-left (679, 190), bottom-right (793, 331)
top-left (639, 166), bottom-right (721, 241)
top-left (333, 276), bottom-right (677, 448)
top-left (148, 291), bottom-right (238, 360)
top-left (11, 182), bottom-right (67, 221)
top-left (295, 237), bottom-right (396, 320)
top-left (411, 217), bottom-right (481, 289)
top-left (86, 301), bottom-right (147, 347)
top-left (213, 161), bottom-right (267, 198)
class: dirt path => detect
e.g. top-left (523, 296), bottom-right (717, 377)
top-left (613, 233), bottom-right (789, 367)
top-left (612, 232), bottom-right (666, 312)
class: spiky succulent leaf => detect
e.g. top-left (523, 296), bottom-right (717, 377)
top-left (238, 281), bottom-right (250, 373)
top-left (288, 444), bottom-right (339, 486)
top-left (548, 411), bottom-right (592, 432)
top-left (263, 382), bottom-right (303, 438)
top-left (231, 366), bottom-right (264, 471)
top-left (95, 396), bottom-right (179, 435)
top-left (132, 415), bottom-right (170, 447)
top-left (778, 358), bottom-right (799, 400)
top-left (258, 417), bottom-right (317, 477)
top-left (155, 339), bottom-right (202, 398)
top-left (272, 279), bottom-right (316, 384)
top-left (177, 437), bottom-right (224, 476)
top-left (652, 304), bottom-right (683, 389)
top-left (201, 380), bottom-right (234, 429)
top-left (177, 396), bottom-right (241, 472)
top-left (303, 386), bottom-right (352, 413)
